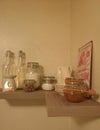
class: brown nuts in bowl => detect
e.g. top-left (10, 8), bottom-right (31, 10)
top-left (63, 88), bottom-right (86, 103)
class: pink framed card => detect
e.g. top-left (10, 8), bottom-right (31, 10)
top-left (77, 41), bottom-right (93, 88)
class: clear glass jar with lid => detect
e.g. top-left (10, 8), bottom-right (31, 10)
top-left (25, 62), bottom-right (41, 89)
top-left (42, 76), bottom-right (57, 90)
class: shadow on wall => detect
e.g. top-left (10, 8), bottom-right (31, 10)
top-left (4, 98), bottom-right (45, 107)
top-left (72, 116), bottom-right (100, 125)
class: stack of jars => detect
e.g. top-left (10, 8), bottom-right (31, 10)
top-left (2, 50), bottom-right (58, 92)
top-left (63, 78), bottom-right (88, 102)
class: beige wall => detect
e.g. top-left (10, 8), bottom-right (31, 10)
top-left (0, 0), bottom-right (100, 130)
top-left (0, 0), bottom-right (71, 77)
top-left (71, 0), bottom-right (100, 100)
top-left (71, 0), bottom-right (100, 129)
top-left (0, 0), bottom-right (71, 130)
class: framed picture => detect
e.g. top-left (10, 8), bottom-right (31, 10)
top-left (77, 41), bottom-right (93, 88)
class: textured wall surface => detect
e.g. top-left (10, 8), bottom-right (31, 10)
top-left (71, 0), bottom-right (100, 129)
top-left (0, 0), bottom-right (71, 130)
top-left (0, 0), bottom-right (100, 130)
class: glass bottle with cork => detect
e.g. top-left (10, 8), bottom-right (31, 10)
top-left (2, 50), bottom-right (16, 92)
top-left (16, 50), bottom-right (26, 89)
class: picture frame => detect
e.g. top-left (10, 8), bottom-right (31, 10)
top-left (77, 41), bottom-right (93, 88)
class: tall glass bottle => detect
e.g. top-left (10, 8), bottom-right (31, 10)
top-left (2, 50), bottom-right (16, 92)
top-left (16, 50), bottom-right (26, 89)
top-left (10, 52), bottom-right (16, 76)
top-left (2, 50), bottom-right (12, 77)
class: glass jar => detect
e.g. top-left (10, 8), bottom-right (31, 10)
top-left (25, 62), bottom-right (41, 89)
top-left (64, 78), bottom-right (88, 102)
top-left (41, 76), bottom-right (56, 90)
top-left (23, 79), bottom-right (36, 92)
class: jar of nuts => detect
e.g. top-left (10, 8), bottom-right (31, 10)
top-left (23, 79), bottom-right (36, 92)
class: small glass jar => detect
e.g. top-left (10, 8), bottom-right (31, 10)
top-left (23, 79), bottom-right (35, 92)
top-left (41, 76), bottom-right (56, 91)
top-left (25, 62), bottom-right (41, 89)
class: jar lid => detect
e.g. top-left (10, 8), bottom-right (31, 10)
top-left (42, 76), bottom-right (56, 82)
top-left (24, 79), bottom-right (36, 83)
top-left (27, 62), bottom-right (39, 68)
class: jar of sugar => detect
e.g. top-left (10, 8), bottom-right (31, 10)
top-left (41, 76), bottom-right (56, 91)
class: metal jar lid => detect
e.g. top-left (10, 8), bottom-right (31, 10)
top-left (42, 76), bottom-right (56, 83)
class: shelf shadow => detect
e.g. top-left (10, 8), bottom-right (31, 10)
top-left (72, 116), bottom-right (100, 125)
top-left (5, 98), bottom-right (46, 107)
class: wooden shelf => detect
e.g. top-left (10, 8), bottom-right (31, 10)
top-left (0, 90), bottom-right (45, 99)
top-left (45, 92), bottom-right (100, 117)
top-left (0, 90), bottom-right (100, 117)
